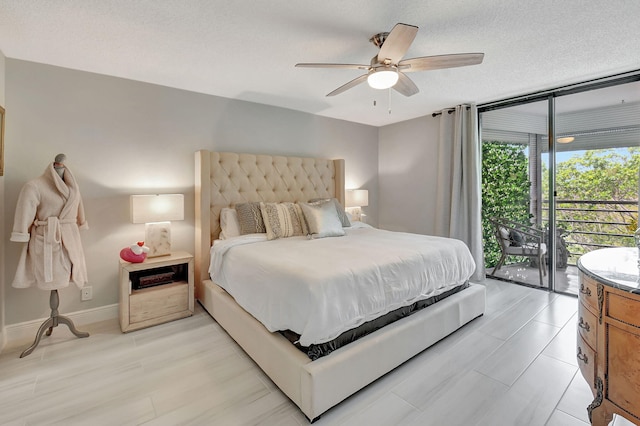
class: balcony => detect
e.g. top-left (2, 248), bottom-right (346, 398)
top-left (480, 82), bottom-right (640, 295)
top-left (488, 199), bottom-right (638, 295)
top-left (546, 199), bottom-right (637, 263)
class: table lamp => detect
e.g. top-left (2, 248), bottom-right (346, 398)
top-left (345, 189), bottom-right (368, 222)
top-left (130, 194), bottom-right (184, 257)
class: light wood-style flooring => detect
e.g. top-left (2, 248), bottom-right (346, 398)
top-left (0, 278), bottom-right (593, 425)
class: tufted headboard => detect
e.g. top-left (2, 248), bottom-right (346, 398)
top-left (194, 151), bottom-right (345, 296)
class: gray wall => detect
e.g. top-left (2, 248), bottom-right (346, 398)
top-left (3, 59), bottom-right (378, 325)
top-left (378, 115), bottom-right (440, 235)
top-left (0, 50), bottom-right (5, 347)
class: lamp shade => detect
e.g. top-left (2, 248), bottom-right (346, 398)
top-left (345, 189), bottom-right (369, 208)
top-left (130, 194), bottom-right (184, 224)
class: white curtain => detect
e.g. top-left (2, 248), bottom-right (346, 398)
top-left (434, 104), bottom-right (485, 280)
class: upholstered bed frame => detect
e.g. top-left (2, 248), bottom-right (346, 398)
top-left (194, 150), bottom-right (486, 421)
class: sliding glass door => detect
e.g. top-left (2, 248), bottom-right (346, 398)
top-left (553, 81), bottom-right (640, 294)
top-left (480, 78), bottom-right (640, 295)
top-left (481, 100), bottom-right (550, 290)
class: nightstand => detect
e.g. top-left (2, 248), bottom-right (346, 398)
top-left (119, 251), bottom-right (194, 332)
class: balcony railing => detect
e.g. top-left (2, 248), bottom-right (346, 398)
top-left (542, 199), bottom-right (638, 264)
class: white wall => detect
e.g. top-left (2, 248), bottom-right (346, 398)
top-left (3, 59), bottom-right (378, 325)
top-left (0, 49), bottom-right (6, 349)
top-left (378, 115), bottom-right (440, 235)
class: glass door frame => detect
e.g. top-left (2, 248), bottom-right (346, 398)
top-left (547, 95), bottom-right (558, 293)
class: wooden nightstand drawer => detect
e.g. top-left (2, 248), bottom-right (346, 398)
top-left (578, 301), bottom-right (597, 349)
top-left (579, 274), bottom-right (599, 314)
top-left (130, 281), bottom-right (188, 323)
top-left (577, 332), bottom-right (596, 394)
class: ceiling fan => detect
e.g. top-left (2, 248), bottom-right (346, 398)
top-left (296, 23), bottom-right (484, 97)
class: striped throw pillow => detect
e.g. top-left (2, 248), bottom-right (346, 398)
top-left (260, 202), bottom-right (308, 240)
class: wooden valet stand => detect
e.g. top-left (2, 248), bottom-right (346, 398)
top-left (20, 289), bottom-right (89, 358)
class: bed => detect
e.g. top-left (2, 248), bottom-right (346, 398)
top-left (194, 150), bottom-right (486, 421)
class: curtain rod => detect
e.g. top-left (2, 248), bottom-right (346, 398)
top-left (431, 105), bottom-right (471, 117)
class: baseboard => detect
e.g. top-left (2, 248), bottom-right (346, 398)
top-left (5, 303), bottom-right (118, 345)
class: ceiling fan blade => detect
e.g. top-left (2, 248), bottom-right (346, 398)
top-left (399, 53), bottom-right (484, 72)
top-left (377, 23), bottom-right (418, 64)
top-left (296, 63), bottom-right (369, 70)
top-left (326, 74), bottom-right (369, 97)
top-left (393, 73), bottom-right (419, 97)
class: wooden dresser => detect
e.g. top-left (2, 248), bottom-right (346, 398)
top-left (577, 247), bottom-right (640, 426)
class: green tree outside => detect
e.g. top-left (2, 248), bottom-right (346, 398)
top-left (482, 141), bottom-right (531, 267)
top-left (543, 147), bottom-right (640, 261)
top-left (482, 144), bottom-right (640, 269)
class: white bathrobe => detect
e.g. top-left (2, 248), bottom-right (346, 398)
top-left (10, 163), bottom-right (89, 290)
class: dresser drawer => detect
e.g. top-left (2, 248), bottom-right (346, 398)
top-left (578, 301), bottom-right (597, 349)
top-left (607, 293), bottom-right (640, 328)
top-left (607, 324), bottom-right (640, 417)
top-left (579, 274), bottom-right (599, 314)
top-left (577, 332), bottom-right (596, 394)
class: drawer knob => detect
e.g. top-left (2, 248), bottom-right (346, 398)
top-left (577, 347), bottom-right (589, 364)
top-left (578, 317), bottom-right (591, 332)
top-left (579, 284), bottom-right (591, 297)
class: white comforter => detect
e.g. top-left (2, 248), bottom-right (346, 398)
top-left (209, 224), bottom-right (476, 346)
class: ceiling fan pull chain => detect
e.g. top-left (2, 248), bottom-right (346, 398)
top-left (388, 88), bottom-right (392, 114)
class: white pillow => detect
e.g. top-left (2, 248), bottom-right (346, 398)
top-left (220, 208), bottom-right (241, 240)
top-left (300, 201), bottom-right (345, 239)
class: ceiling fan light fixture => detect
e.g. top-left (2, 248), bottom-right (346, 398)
top-left (367, 68), bottom-right (399, 89)
top-left (296, 23), bottom-right (484, 97)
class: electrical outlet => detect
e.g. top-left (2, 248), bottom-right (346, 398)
top-left (81, 286), bottom-right (92, 301)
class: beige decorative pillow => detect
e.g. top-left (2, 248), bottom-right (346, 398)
top-left (308, 198), bottom-right (351, 227)
top-left (235, 202), bottom-right (266, 234)
top-left (260, 202), bottom-right (308, 240)
top-left (300, 201), bottom-right (346, 239)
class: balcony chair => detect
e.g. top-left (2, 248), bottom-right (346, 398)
top-left (489, 217), bottom-right (548, 286)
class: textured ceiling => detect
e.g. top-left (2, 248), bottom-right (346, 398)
top-left (1, 0), bottom-right (639, 127)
